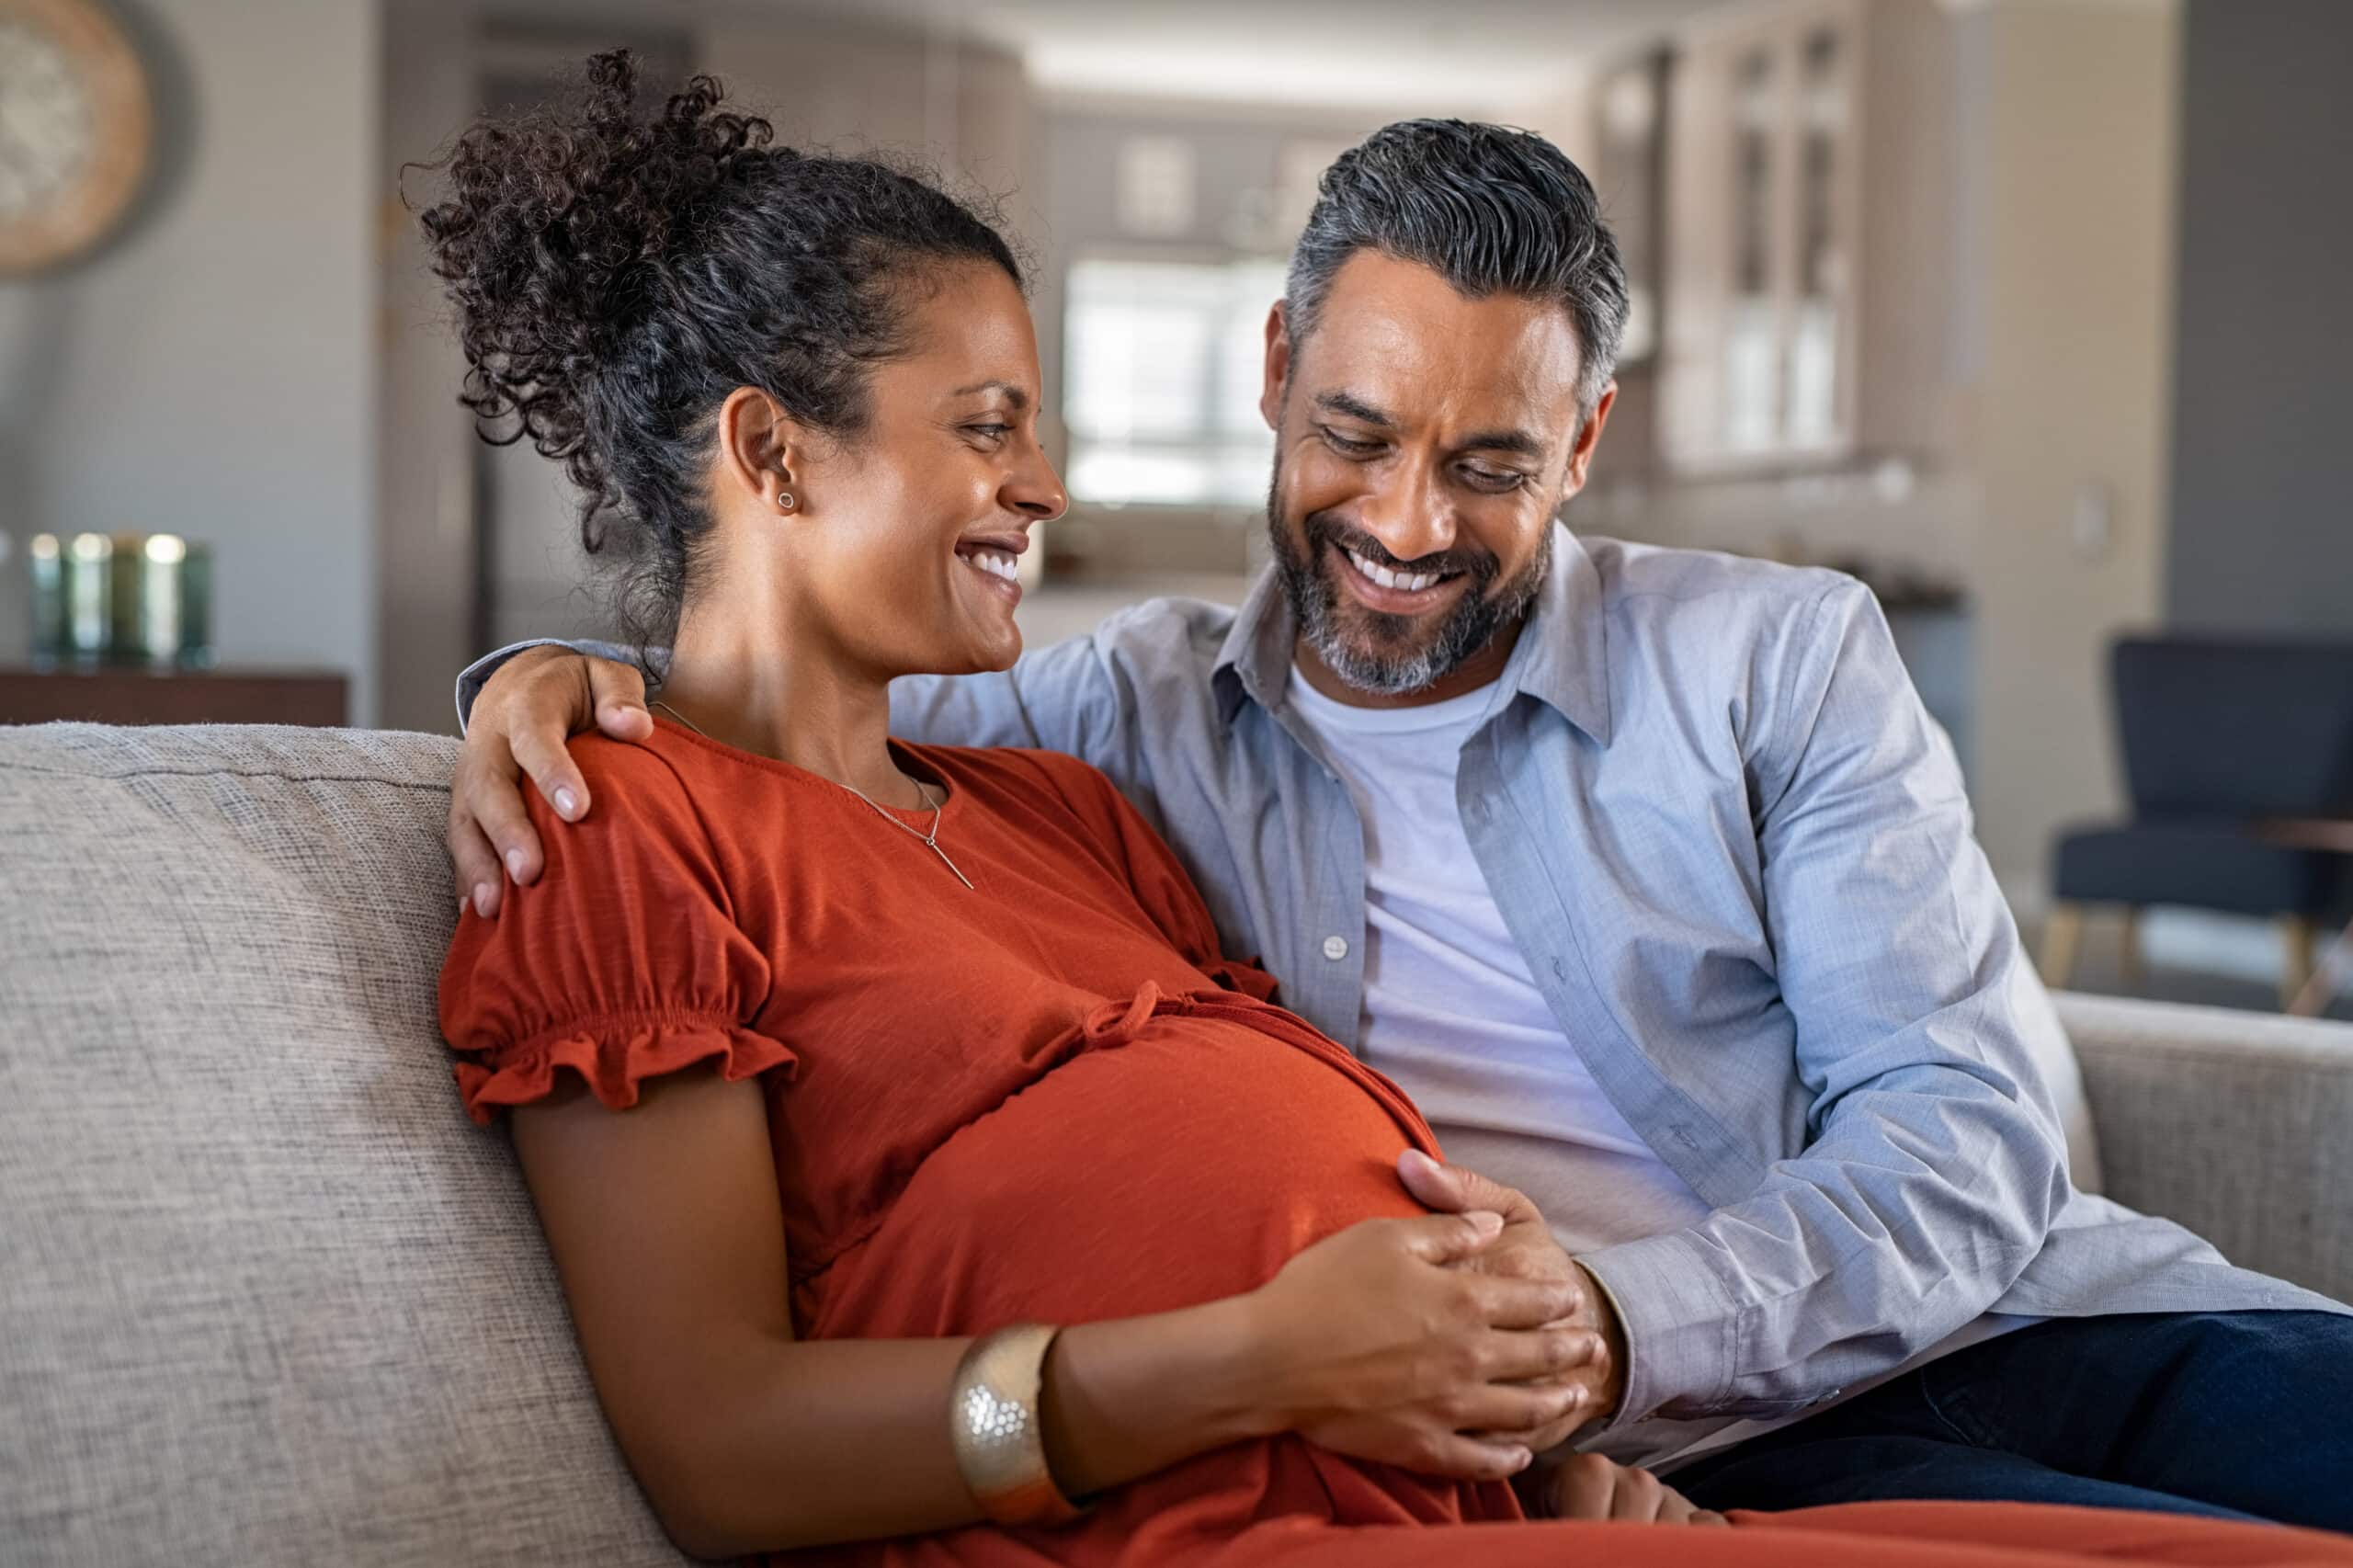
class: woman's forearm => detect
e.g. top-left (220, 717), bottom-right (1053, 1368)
top-left (525, 1074), bottom-right (1576, 1561)
top-left (663, 1293), bottom-right (1274, 1556)
top-left (1044, 1290), bottom-right (1275, 1494)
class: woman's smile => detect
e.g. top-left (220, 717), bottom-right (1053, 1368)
top-left (953, 528), bottom-right (1029, 609)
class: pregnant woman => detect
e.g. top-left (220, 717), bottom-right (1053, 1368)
top-left (432, 53), bottom-right (2351, 1568)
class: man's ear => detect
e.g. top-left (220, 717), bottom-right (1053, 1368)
top-left (1560, 379), bottom-right (1619, 497)
top-left (716, 386), bottom-right (801, 513)
top-left (1258, 300), bottom-right (1295, 433)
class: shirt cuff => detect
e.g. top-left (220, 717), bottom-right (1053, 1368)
top-left (1575, 1228), bottom-right (1739, 1429)
top-left (451, 639), bottom-right (644, 735)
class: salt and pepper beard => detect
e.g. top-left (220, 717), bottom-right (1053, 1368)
top-left (1268, 462), bottom-right (1552, 699)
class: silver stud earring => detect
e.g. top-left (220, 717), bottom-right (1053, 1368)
top-left (777, 491), bottom-right (796, 512)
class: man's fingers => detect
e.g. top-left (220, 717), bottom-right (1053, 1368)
top-left (1461, 1244), bottom-right (1586, 1289)
top-left (1396, 1148), bottom-right (1468, 1210)
top-left (1609, 1465), bottom-right (1664, 1521)
top-left (509, 721), bottom-right (591, 825)
top-left (1547, 1453), bottom-right (1618, 1519)
top-left (585, 657), bottom-right (652, 741)
top-left (1662, 1489), bottom-right (1732, 1528)
top-left (447, 810), bottom-right (506, 920)
top-left (1397, 1210), bottom-right (1505, 1265)
top-left (458, 744), bottom-right (547, 892)
top-left (1397, 1150), bottom-right (1540, 1225)
top-left (1543, 1455), bottom-right (1680, 1524)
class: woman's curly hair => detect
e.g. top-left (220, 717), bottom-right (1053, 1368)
top-left (415, 50), bottom-right (1022, 650)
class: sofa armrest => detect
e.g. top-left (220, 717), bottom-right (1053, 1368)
top-left (2055, 992), bottom-right (2353, 1305)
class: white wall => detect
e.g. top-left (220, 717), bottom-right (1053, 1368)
top-left (0, 0), bottom-right (381, 722)
top-left (1965, 0), bottom-right (2180, 906)
top-left (376, 0), bottom-right (479, 734)
top-left (2165, 0), bottom-right (2353, 640)
top-left (699, 16), bottom-right (1035, 199)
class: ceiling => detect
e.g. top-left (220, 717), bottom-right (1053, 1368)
top-left (703, 0), bottom-right (1724, 112)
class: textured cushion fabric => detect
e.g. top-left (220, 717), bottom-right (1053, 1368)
top-left (0, 723), bottom-right (690, 1568)
top-left (2052, 818), bottom-right (2351, 917)
top-left (2058, 991), bottom-right (2353, 1307)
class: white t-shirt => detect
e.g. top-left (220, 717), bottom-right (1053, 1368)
top-left (1282, 666), bottom-right (2028, 1471)
top-left (1281, 669), bottom-right (1714, 1255)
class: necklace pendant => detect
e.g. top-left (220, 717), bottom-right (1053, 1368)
top-left (929, 841), bottom-right (976, 891)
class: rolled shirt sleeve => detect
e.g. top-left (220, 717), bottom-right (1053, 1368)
top-left (452, 639), bottom-right (640, 735)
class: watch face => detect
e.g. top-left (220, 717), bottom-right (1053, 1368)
top-left (0, 17), bottom-right (97, 221)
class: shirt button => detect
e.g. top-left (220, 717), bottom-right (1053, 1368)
top-left (1322, 935), bottom-right (1350, 961)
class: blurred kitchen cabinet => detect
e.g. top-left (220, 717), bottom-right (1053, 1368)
top-left (1595, 50), bottom-right (1670, 368)
top-left (1659, 0), bottom-right (1953, 472)
top-left (1585, 49), bottom-right (1672, 484)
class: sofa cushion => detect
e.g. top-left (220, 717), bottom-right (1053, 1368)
top-left (0, 723), bottom-right (688, 1567)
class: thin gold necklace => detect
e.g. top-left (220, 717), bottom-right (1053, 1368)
top-left (650, 698), bottom-right (974, 889)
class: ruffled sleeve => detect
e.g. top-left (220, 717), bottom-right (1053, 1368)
top-left (438, 738), bottom-right (790, 1126)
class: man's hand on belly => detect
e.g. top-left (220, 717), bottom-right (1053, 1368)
top-left (1396, 1151), bottom-right (1628, 1438)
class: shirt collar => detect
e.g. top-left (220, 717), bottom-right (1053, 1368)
top-left (1211, 564), bottom-right (1295, 725)
top-left (1211, 523), bottom-right (1613, 744)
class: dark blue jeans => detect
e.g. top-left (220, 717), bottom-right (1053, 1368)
top-left (1669, 1312), bottom-right (2353, 1530)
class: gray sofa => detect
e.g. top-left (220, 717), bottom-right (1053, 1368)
top-left (5, 721), bottom-right (2350, 1566)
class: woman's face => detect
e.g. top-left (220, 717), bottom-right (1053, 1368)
top-left (787, 260), bottom-right (1065, 681)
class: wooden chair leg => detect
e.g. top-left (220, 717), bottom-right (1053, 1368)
top-left (2118, 907), bottom-right (2144, 994)
top-left (2287, 923), bottom-right (2353, 1018)
top-left (2041, 903), bottom-right (2086, 988)
top-left (2281, 916), bottom-right (2320, 1010)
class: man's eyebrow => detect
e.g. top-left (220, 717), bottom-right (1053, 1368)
top-left (953, 379), bottom-right (1030, 412)
top-left (1458, 427), bottom-right (1548, 460)
top-left (1314, 391), bottom-right (1394, 427)
top-left (1316, 390), bottom-right (1547, 460)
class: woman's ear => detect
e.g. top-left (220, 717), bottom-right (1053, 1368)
top-left (716, 386), bottom-right (802, 515)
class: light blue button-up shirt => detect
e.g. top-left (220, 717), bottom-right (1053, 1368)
top-left (459, 526), bottom-right (2339, 1439)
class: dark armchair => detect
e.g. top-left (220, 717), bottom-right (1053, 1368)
top-left (2045, 637), bottom-right (2353, 1005)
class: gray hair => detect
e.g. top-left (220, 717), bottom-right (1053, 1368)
top-left (1284, 119), bottom-right (1630, 411)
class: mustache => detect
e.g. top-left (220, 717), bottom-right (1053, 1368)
top-left (1304, 511), bottom-right (1498, 585)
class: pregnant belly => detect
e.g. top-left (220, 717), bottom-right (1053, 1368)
top-left (807, 992), bottom-right (1439, 1340)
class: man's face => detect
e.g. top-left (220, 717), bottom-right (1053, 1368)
top-left (1260, 250), bottom-right (1613, 705)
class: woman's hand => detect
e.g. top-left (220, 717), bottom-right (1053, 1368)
top-left (1240, 1210), bottom-right (1606, 1482)
top-left (1522, 1453), bottom-right (1730, 1526)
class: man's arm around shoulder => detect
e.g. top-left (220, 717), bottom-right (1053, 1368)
top-left (445, 605), bottom-right (1195, 914)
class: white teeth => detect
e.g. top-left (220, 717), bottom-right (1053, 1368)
top-left (962, 549), bottom-right (1019, 583)
top-left (1347, 548), bottom-right (1441, 593)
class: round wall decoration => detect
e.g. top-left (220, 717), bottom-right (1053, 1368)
top-left (0, 0), bottom-right (153, 275)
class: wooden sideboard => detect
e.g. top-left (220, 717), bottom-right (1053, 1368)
top-left (0, 665), bottom-right (348, 728)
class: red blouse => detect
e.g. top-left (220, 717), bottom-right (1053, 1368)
top-left (438, 722), bottom-right (1527, 1563)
